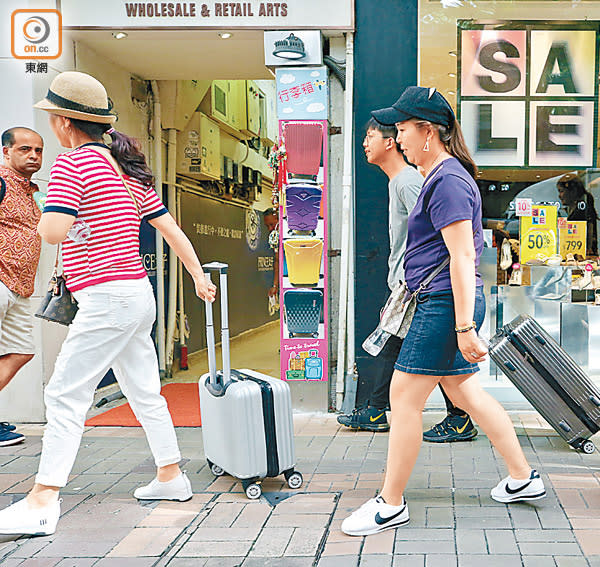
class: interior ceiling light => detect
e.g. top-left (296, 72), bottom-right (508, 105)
top-left (273, 33), bottom-right (306, 60)
top-left (112, 32), bottom-right (128, 40)
top-left (218, 32), bottom-right (233, 39)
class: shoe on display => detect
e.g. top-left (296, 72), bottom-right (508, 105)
top-left (0, 497), bottom-right (60, 536)
top-left (133, 472), bottom-right (192, 502)
top-left (341, 495), bottom-right (409, 536)
top-left (423, 413), bottom-right (478, 443)
top-left (0, 422), bottom-right (17, 432)
top-left (0, 428), bottom-right (25, 446)
top-left (336, 405), bottom-right (390, 432)
top-left (491, 469), bottom-right (546, 503)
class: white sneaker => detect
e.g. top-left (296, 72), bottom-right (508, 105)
top-left (133, 472), bottom-right (192, 501)
top-left (491, 469), bottom-right (546, 503)
top-left (0, 497), bottom-right (60, 536)
top-left (341, 495), bottom-right (409, 536)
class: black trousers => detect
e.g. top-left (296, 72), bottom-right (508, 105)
top-left (360, 334), bottom-right (466, 415)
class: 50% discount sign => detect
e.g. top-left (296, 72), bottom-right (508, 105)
top-left (519, 204), bottom-right (558, 264)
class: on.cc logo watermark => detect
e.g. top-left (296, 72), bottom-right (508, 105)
top-left (11, 9), bottom-right (62, 60)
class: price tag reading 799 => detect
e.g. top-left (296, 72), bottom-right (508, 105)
top-left (559, 220), bottom-right (586, 259)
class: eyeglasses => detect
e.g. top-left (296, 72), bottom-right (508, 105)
top-left (363, 133), bottom-right (389, 143)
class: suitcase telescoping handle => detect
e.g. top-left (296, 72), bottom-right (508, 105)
top-left (203, 262), bottom-right (231, 393)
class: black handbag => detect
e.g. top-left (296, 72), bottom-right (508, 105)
top-left (35, 247), bottom-right (78, 326)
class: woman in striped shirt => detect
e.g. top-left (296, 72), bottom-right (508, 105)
top-left (0, 71), bottom-right (216, 536)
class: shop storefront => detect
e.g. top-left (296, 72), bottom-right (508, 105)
top-left (0, 0), bottom-right (355, 420)
top-left (354, 1), bottom-right (600, 407)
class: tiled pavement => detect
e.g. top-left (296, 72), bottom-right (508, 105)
top-left (1, 411), bottom-right (599, 567)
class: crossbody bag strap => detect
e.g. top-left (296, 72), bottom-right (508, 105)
top-left (86, 147), bottom-right (141, 218)
top-left (50, 243), bottom-right (61, 279)
top-left (416, 256), bottom-right (450, 293)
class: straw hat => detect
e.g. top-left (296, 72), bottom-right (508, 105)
top-left (34, 71), bottom-right (116, 124)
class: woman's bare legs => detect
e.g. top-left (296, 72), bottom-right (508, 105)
top-left (440, 374), bottom-right (531, 479)
top-left (379, 370), bottom-right (440, 506)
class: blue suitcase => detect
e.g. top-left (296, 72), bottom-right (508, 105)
top-left (283, 289), bottom-right (323, 338)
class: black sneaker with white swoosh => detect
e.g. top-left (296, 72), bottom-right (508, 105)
top-left (341, 495), bottom-right (409, 536)
top-left (491, 469), bottom-right (546, 503)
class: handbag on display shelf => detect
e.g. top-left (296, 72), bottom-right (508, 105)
top-left (35, 246), bottom-right (78, 326)
top-left (380, 257), bottom-right (450, 339)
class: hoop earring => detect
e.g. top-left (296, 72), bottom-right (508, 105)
top-left (423, 139), bottom-right (430, 152)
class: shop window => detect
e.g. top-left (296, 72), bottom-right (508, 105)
top-left (418, 2), bottom-right (600, 260)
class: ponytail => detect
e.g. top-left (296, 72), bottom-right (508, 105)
top-left (105, 128), bottom-right (154, 187)
top-left (68, 118), bottom-right (154, 187)
top-left (438, 120), bottom-right (478, 180)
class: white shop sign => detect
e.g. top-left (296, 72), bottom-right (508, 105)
top-left (60, 0), bottom-right (354, 30)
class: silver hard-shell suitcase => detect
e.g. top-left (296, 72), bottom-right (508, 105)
top-left (489, 314), bottom-right (600, 454)
top-left (198, 262), bottom-right (303, 499)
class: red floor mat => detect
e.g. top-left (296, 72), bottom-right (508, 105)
top-left (85, 383), bottom-right (201, 427)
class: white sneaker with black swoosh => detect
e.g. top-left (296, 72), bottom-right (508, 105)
top-left (491, 469), bottom-right (546, 503)
top-left (341, 495), bottom-right (409, 536)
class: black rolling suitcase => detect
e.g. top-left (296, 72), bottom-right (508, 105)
top-left (489, 314), bottom-right (600, 454)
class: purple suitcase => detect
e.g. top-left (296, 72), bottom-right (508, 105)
top-left (286, 184), bottom-right (322, 232)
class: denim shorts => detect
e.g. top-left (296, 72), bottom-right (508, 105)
top-left (394, 286), bottom-right (486, 376)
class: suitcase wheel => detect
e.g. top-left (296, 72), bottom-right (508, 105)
top-left (242, 480), bottom-right (262, 500)
top-left (572, 438), bottom-right (596, 454)
top-left (284, 470), bottom-right (303, 490)
top-left (581, 440), bottom-right (596, 454)
top-left (208, 461), bottom-right (226, 477)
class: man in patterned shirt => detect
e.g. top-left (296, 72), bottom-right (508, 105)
top-left (0, 127), bottom-right (44, 446)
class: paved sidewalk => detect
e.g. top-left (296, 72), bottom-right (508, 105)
top-left (1, 412), bottom-right (599, 566)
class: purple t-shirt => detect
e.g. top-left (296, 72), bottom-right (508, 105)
top-left (403, 157), bottom-right (484, 293)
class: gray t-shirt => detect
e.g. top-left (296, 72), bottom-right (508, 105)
top-left (388, 166), bottom-right (423, 289)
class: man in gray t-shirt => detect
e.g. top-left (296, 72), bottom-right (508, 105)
top-left (338, 118), bottom-right (420, 432)
top-left (387, 166), bottom-right (423, 289)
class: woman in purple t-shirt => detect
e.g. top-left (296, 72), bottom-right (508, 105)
top-left (342, 87), bottom-right (546, 537)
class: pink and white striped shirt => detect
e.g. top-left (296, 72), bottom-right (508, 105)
top-left (44, 144), bottom-right (167, 292)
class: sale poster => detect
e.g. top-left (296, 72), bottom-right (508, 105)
top-left (519, 205), bottom-right (558, 264)
top-left (559, 219), bottom-right (587, 259)
top-left (459, 26), bottom-right (598, 168)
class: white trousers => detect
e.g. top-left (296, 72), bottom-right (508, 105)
top-left (36, 278), bottom-right (181, 487)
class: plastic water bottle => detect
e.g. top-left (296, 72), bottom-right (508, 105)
top-left (362, 325), bottom-right (391, 357)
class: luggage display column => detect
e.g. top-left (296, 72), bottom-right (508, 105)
top-left (275, 66), bottom-right (329, 382)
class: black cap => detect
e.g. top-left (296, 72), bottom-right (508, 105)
top-left (371, 86), bottom-right (455, 128)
